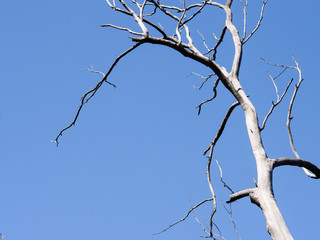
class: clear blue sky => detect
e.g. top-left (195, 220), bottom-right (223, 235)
top-left (1, 1), bottom-right (319, 239)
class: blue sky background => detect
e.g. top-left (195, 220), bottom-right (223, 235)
top-left (1, 1), bottom-right (319, 239)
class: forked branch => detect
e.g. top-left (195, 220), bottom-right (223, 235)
top-left (260, 77), bottom-right (293, 131)
top-left (242, 0), bottom-right (268, 44)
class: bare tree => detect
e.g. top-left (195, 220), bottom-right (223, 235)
top-left (55, 1), bottom-right (320, 239)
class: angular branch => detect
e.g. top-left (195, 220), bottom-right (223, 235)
top-left (196, 78), bottom-right (220, 115)
top-left (190, 72), bottom-right (215, 90)
top-left (211, 26), bottom-right (227, 61)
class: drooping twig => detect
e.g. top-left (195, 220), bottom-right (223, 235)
top-left (54, 42), bottom-right (143, 145)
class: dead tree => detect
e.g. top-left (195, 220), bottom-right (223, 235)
top-left (55, 1), bottom-right (320, 239)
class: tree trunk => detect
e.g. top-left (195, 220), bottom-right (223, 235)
top-left (233, 78), bottom-right (294, 240)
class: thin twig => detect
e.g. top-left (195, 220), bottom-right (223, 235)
top-left (100, 24), bottom-right (143, 36)
top-left (154, 198), bottom-right (213, 235)
top-left (215, 158), bottom-right (234, 193)
top-left (191, 210), bottom-right (211, 237)
top-left (188, 72), bottom-right (215, 90)
top-left (197, 79), bottom-right (220, 115)
top-left (224, 204), bottom-right (242, 240)
top-left (204, 102), bottom-right (240, 155)
top-left (240, 0), bottom-right (248, 41)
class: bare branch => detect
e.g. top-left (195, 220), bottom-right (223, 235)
top-left (215, 158), bottom-right (234, 193)
top-left (181, 0), bottom-right (209, 27)
top-left (285, 58), bottom-right (317, 178)
top-left (119, 0), bottom-right (149, 36)
top-left (206, 145), bottom-right (217, 238)
top-left (227, 188), bottom-right (255, 204)
top-left (100, 24), bottom-right (143, 35)
top-left (106, 1), bottom-right (167, 37)
top-left (272, 158), bottom-right (320, 179)
top-left (242, 0), bottom-right (268, 44)
top-left (204, 102), bottom-right (240, 155)
top-left (54, 42), bottom-right (143, 145)
top-left (240, 0), bottom-right (248, 41)
top-left (260, 78), bottom-right (293, 131)
top-left (197, 79), bottom-right (220, 115)
top-left (190, 72), bottom-right (215, 90)
top-left (197, 30), bottom-right (211, 53)
top-left (154, 198), bottom-right (213, 235)
top-left (191, 211), bottom-right (212, 238)
top-left (223, 204), bottom-right (242, 240)
top-left (211, 26), bottom-right (227, 60)
top-left (260, 58), bottom-right (295, 70)
top-left (149, 0), bottom-right (180, 22)
top-left (268, 71), bottom-right (279, 101)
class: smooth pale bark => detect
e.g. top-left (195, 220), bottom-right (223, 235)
top-left (232, 78), bottom-right (293, 239)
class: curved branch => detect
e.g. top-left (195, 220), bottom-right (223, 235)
top-left (54, 42), bottom-right (143, 145)
top-left (272, 158), bottom-right (320, 179)
top-left (206, 145), bottom-right (217, 238)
